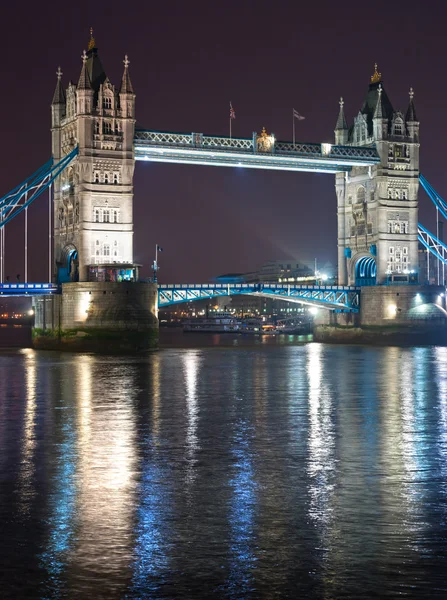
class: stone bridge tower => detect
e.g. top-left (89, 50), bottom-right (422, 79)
top-left (51, 30), bottom-right (136, 282)
top-left (335, 64), bottom-right (420, 286)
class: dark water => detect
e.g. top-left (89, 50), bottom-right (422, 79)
top-left (1, 334), bottom-right (447, 599)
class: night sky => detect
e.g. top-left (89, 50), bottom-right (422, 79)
top-left (1, 0), bottom-right (445, 282)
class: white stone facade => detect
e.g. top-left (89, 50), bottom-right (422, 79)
top-left (51, 37), bottom-right (135, 282)
top-left (335, 69), bottom-right (420, 285)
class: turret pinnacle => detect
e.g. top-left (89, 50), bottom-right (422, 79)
top-left (77, 50), bottom-right (92, 90)
top-left (335, 97), bottom-right (348, 130)
top-left (371, 63), bottom-right (382, 84)
top-left (88, 27), bottom-right (96, 51)
top-left (406, 87), bottom-right (418, 122)
top-left (373, 84), bottom-right (386, 119)
top-left (120, 55), bottom-right (134, 94)
top-left (52, 66), bottom-right (66, 105)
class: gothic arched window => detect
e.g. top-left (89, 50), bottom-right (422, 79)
top-left (103, 96), bottom-right (112, 110)
top-left (356, 187), bottom-right (366, 204)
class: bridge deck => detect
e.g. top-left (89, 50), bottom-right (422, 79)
top-left (158, 282), bottom-right (360, 311)
top-left (134, 130), bottom-right (379, 173)
top-left (0, 283), bottom-right (58, 296)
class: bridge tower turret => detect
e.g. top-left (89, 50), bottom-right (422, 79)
top-left (335, 64), bottom-right (420, 286)
top-left (51, 30), bottom-right (136, 282)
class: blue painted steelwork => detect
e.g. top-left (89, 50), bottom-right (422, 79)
top-left (0, 147), bottom-right (78, 228)
top-left (419, 175), bottom-right (447, 222)
top-left (134, 130), bottom-right (380, 174)
top-left (355, 256), bottom-right (377, 286)
top-left (418, 223), bottom-right (447, 265)
top-left (418, 174), bottom-right (447, 265)
top-left (0, 283), bottom-right (58, 296)
top-left (158, 282), bottom-right (360, 311)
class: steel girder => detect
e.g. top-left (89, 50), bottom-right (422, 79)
top-left (0, 147), bottom-right (78, 228)
top-left (0, 283), bottom-right (58, 296)
top-left (134, 130), bottom-right (379, 174)
top-left (418, 223), bottom-right (447, 265)
top-left (158, 283), bottom-right (360, 311)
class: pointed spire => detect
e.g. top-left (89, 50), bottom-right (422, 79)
top-left (335, 97), bottom-right (348, 130)
top-left (406, 87), bottom-right (418, 122)
top-left (88, 27), bottom-right (96, 51)
top-left (120, 55), bottom-right (134, 94)
top-left (374, 84), bottom-right (385, 119)
top-left (77, 50), bottom-right (92, 90)
top-left (371, 63), bottom-right (382, 84)
top-left (52, 66), bottom-right (66, 104)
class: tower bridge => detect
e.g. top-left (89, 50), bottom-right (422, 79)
top-left (0, 34), bottom-right (446, 348)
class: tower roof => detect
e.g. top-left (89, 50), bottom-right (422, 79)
top-left (120, 55), bottom-right (134, 94)
top-left (77, 50), bottom-right (92, 90)
top-left (335, 97), bottom-right (348, 131)
top-left (52, 66), bottom-right (66, 104)
top-left (359, 65), bottom-right (394, 135)
top-left (406, 87), bottom-right (418, 122)
top-left (83, 29), bottom-right (107, 92)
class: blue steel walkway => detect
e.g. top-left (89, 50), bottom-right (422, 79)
top-left (158, 283), bottom-right (360, 312)
top-left (0, 283), bottom-right (58, 296)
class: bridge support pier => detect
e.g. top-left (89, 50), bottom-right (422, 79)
top-left (32, 282), bottom-right (159, 352)
top-left (314, 285), bottom-right (447, 344)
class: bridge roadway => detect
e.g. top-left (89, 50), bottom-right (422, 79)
top-left (0, 282), bottom-right (360, 312)
top-left (134, 130), bottom-right (380, 174)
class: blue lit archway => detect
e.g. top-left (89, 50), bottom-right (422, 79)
top-left (355, 256), bottom-right (376, 286)
top-left (58, 244), bottom-right (79, 283)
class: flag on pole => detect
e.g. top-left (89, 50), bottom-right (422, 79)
top-left (157, 245), bottom-right (163, 252)
top-left (230, 102), bottom-right (236, 119)
top-left (293, 109), bottom-right (305, 121)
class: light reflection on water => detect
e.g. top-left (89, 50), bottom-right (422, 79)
top-left (0, 343), bottom-right (447, 598)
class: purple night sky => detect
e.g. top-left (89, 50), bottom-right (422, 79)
top-left (0, 0), bottom-right (445, 282)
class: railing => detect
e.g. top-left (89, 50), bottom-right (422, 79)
top-left (134, 130), bottom-right (380, 164)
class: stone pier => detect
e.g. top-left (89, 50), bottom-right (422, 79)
top-left (33, 282), bottom-right (158, 352)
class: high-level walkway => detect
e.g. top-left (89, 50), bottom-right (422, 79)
top-left (134, 130), bottom-right (380, 173)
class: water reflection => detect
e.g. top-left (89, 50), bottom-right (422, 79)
top-left (306, 344), bottom-right (335, 530)
top-left (183, 352), bottom-right (200, 487)
top-left (18, 349), bottom-right (37, 516)
top-left (228, 418), bottom-right (257, 595)
top-left (72, 357), bottom-right (138, 595)
top-left (2, 344), bottom-right (447, 598)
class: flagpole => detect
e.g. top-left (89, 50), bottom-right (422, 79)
top-left (154, 243), bottom-right (158, 283)
top-left (230, 101), bottom-right (232, 139)
top-left (293, 108), bottom-right (295, 146)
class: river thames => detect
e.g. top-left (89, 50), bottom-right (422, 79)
top-left (1, 333), bottom-right (447, 598)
